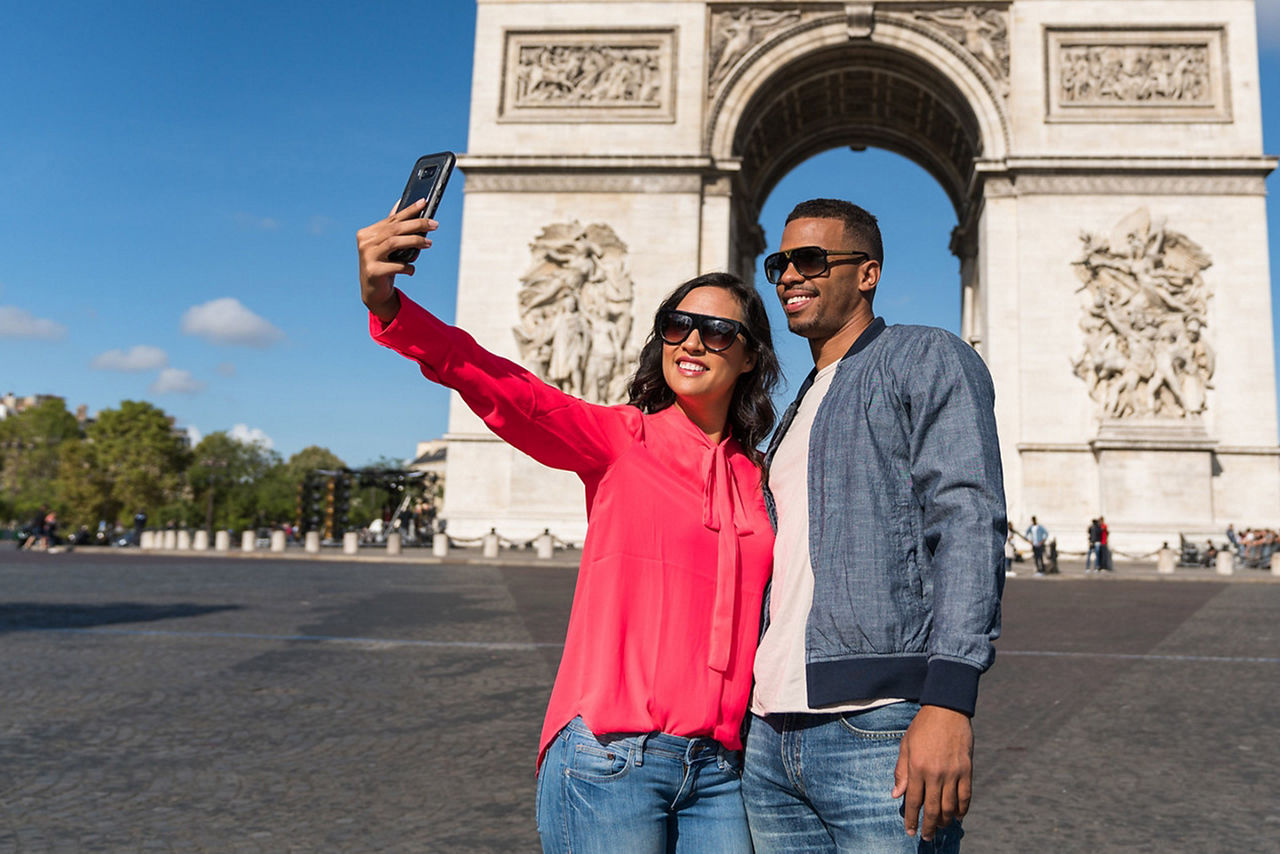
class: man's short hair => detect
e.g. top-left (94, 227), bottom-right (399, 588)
top-left (785, 198), bottom-right (884, 266)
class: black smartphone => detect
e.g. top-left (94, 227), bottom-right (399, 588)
top-left (389, 151), bottom-right (456, 264)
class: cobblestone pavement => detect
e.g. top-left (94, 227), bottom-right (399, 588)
top-left (1, 550), bottom-right (1277, 852)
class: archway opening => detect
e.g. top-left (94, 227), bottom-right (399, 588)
top-left (723, 40), bottom-right (989, 400)
top-left (732, 41), bottom-right (985, 219)
top-left (753, 147), bottom-right (960, 402)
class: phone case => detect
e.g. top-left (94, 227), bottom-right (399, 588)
top-left (390, 151), bottom-right (456, 263)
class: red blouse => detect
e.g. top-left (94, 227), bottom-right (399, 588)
top-left (371, 292), bottom-right (774, 766)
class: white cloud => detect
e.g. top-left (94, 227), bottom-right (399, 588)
top-left (229, 423), bottom-right (274, 449)
top-left (181, 298), bottom-right (285, 347)
top-left (308, 215), bottom-right (334, 235)
top-left (150, 368), bottom-right (206, 395)
top-left (91, 345), bottom-right (169, 372)
top-left (185, 424), bottom-right (203, 446)
top-left (216, 361), bottom-right (237, 377)
top-left (0, 306), bottom-right (67, 340)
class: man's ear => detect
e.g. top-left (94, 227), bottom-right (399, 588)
top-left (859, 259), bottom-right (882, 293)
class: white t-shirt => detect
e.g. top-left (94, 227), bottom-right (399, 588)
top-left (752, 360), bottom-right (901, 716)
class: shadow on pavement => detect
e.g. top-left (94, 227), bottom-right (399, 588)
top-left (0, 602), bottom-right (242, 633)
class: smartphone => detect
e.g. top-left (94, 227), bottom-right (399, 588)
top-left (389, 151), bottom-right (456, 264)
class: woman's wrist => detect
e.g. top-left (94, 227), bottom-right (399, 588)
top-left (366, 288), bottom-right (401, 325)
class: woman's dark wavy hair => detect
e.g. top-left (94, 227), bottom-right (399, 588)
top-left (627, 272), bottom-right (780, 466)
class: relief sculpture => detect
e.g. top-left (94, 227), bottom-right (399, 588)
top-left (1059, 44), bottom-right (1211, 105)
top-left (513, 44), bottom-right (664, 107)
top-left (1072, 208), bottom-right (1215, 419)
top-left (514, 222), bottom-right (636, 405)
top-left (708, 7), bottom-right (803, 91)
top-left (914, 6), bottom-right (1010, 87)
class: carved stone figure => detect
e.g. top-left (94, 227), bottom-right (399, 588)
top-left (914, 6), bottom-right (1010, 88)
top-left (1059, 44), bottom-right (1211, 105)
top-left (514, 222), bottom-right (636, 404)
top-left (514, 44), bottom-right (663, 107)
top-left (708, 7), bottom-right (802, 90)
top-left (1072, 208), bottom-right (1215, 419)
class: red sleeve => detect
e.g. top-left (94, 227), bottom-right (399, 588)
top-left (369, 290), bottom-right (638, 475)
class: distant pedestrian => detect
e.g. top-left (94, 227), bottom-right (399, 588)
top-left (20, 507), bottom-right (47, 551)
top-left (1005, 522), bottom-right (1018, 578)
top-left (1026, 516), bottom-right (1049, 575)
top-left (1097, 517), bottom-right (1112, 571)
top-left (1201, 540), bottom-right (1218, 567)
top-left (1226, 523), bottom-right (1240, 556)
top-left (1085, 518), bottom-right (1102, 572)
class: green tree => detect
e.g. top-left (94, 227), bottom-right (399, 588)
top-left (0, 397), bottom-right (83, 519)
top-left (188, 432), bottom-right (282, 533)
top-left (87, 400), bottom-right (191, 522)
top-left (55, 437), bottom-right (118, 529)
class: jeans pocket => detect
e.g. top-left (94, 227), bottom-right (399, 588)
top-left (835, 702), bottom-right (918, 739)
top-left (566, 741), bottom-right (631, 783)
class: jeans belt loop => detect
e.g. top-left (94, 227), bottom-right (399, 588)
top-left (634, 732), bottom-right (650, 767)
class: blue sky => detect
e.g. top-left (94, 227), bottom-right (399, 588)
top-left (2, 1), bottom-right (1279, 466)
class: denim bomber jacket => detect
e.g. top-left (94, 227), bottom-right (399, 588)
top-left (762, 318), bottom-right (1007, 717)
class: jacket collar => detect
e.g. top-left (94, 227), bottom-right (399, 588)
top-left (764, 316), bottom-right (886, 466)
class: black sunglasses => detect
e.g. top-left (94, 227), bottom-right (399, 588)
top-left (763, 246), bottom-right (871, 284)
top-left (656, 309), bottom-right (751, 353)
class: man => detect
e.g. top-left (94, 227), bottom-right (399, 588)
top-left (1025, 516), bottom-right (1048, 575)
top-left (1085, 518), bottom-right (1102, 572)
top-left (1226, 523), bottom-right (1240, 557)
top-left (742, 199), bottom-right (1006, 852)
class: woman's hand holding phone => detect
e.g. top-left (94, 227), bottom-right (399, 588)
top-left (357, 199), bottom-right (437, 324)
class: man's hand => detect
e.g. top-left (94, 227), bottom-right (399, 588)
top-left (891, 705), bottom-right (973, 841)
top-left (356, 198), bottom-right (437, 323)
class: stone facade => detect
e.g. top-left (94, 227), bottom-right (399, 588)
top-left (442, 0), bottom-right (1277, 552)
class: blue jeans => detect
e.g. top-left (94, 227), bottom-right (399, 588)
top-left (536, 716), bottom-right (751, 853)
top-left (742, 703), bottom-right (964, 853)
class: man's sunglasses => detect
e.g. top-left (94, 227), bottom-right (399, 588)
top-left (657, 309), bottom-right (751, 353)
top-left (763, 246), bottom-right (871, 284)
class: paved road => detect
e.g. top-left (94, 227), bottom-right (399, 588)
top-left (1, 550), bottom-right (1277, 852)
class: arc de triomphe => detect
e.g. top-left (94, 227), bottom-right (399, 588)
top-left (440, 0), bottom-right (1278, 553)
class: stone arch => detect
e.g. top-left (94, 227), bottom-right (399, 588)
top-left (706, 12), bottom-right (1010, 221)
top-left (450, 0), bottom-right (1279, 549)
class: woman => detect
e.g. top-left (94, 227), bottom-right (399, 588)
top-left (358, 200), bottom-right (780, 852)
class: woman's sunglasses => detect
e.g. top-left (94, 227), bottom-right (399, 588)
top-left (763, 246), bottom-right (871, 284)
top-left (657, 309), bottom-right (751, 353)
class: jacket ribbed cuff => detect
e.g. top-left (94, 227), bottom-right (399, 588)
top-left (919, 659), bottom-right (982, 717)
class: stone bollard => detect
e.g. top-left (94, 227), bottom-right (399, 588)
top-left (1215, 550), bottom-right (1234, 576)
top-left (343, 531), bottom-right (359, 555)
top-left (270, 530), bottom-right (286, 552)
top-left (193, 530), bottom-right (210, 551)
top-left (536, 529), bottom-right (554, 560)
top-left (386, 532), bottom-right (402, 556)
top-left (1271, 552), bottom-right (1280, 577)
top-left (140, 530), bottom-right (155, 550)
top-left (432, 532), bottom-right (449, 557)
top-left (482, 529), bottom-right (500, 558)
top-left (162, 529), bottom-right (177, 550)
top-left (304, 531), bottom-right (320, 554)
top-left (241, 530), bottom-right (256, 552)
top-left (1156, 547), bottom-right (1176, 575)
top-left (177, 530), bottom-right (192, 551)
top-left (215, 530), bottom-right (231, 552)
